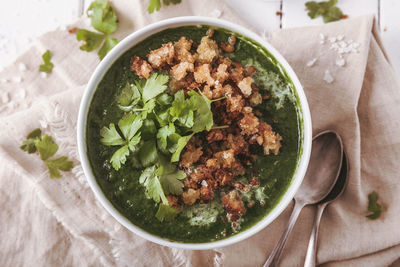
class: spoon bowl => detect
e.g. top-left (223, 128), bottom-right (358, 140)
top-left (264, 130), bottom-right (344, 267)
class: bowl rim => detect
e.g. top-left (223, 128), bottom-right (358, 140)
top-left (77, 16), bottom-right (312, 250)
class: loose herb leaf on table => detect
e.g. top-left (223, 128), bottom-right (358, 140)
top-left (20, 128), bottom-right (74, 178)
top-left (76, 0), bottom-right (119, 60)
top-left (39, 50), bottom-right (54, 73)
top-left (148, 0), bottom-right (182, 14)
top-left (305, 0), bottom-right (344, 23)
top-left (366, 191), bottom-right (382, 220)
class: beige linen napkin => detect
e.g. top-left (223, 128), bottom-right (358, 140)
top-left (1, 0), bottom-right (399, 266)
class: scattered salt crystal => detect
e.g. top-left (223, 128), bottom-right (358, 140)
top-left (210, 9), bottom-right (222, 18)
top-left (6, 101), bottom-right (16, 109)
top-left (17, 89), bottom-right (26, 99)
top-left (87, 9), bottom-right (94, 16)
top-left (12, 76), bottom-right (22, 83)
top-left (201, 180), bottom-right (208, 187)
top-left (319, 33), bottom-right (326, 44)
top-left (41, 72), bottom-right (48, 79)
top-left (0, 78), bottom-right (9, 83)
top-left (113, 223), bottom-right (121, 232)
top-left (335, 58), bottom-right (346, 67)
top-left (337, 34), bottom-right (344, 41)
top-left (39, 119), bottom-right (48, 129)
top-left (329, 37), bottom-right (336, 43)
top-left (306, 58), bottom-right (317, 67)
top-left (323, 70), bottom-right (334, 84)
top-left (1, 92), bottom-right (9, 103)
top-left (18, 63), bottom-right (27, 72)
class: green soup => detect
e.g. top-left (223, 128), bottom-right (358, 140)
top-left (86, 26), bottom-right (303, 243)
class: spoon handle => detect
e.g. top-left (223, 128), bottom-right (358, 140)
top-left (304, 203), bottom-right (328, 267)
top-left (263, 200), bottom-right (305, 267)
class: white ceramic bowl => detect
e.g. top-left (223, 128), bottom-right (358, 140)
top-left (77, 16), bottom-right (312, 250)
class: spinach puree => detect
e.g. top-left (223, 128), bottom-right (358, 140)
top-left (86, 26), bottom-right (302, 243)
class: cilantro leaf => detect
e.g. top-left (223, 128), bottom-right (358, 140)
top-left (147, 0), bottom-right (182, 14)
top-left (138, 140), bottom-right (158, 167)
top-left (188, 91), bottom-right (213, 133)
top-left (100, 123), bottom-right (125, 146)
top-left (118, 113), bottom-right (143, 141)
top-left (110, 145), bottom-right (129, 170)
top-left (45, 156), bottom-right (74, 178)
top-left (27, 128), bottom-right (42, 139)
top-left (35, 135), bottom-right (58, 160)
top-left (147, 0), bottom-right (162, 14)
top-left (160, 169), bottom-right (186, 195)
top-left (366, 191), bottom-right (382, 220)
top-left (87, 0), bottom-right (118, 35)
top-left (170, 90), bottom-right (195, 128)
top-left (155, 203), bottom-right (180, 222)
top-left (305, 0), bottom-right (343, 23)
top-left (141, 73), bottom-right (169, 103)
top-left (117, 82), bottom-right (141, 111)
top-left (139, 165), bottom-right (168, 204)
top-left (157, 123), bottom-right (176, 152)
top-left (39, 50), bottom-right (54, 73)
top-left (171, 134), bottom-right (193, 162)
top-left (98, 36), bottom-right (118, 60)
top-left (20, 140), bottom-right (37, 154)
top-left (76, 29), bottom-right (105, 52)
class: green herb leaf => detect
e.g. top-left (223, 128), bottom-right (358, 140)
top-left (138, 140), bottom-right (158, 167)
top-left (171, 134), bottom-right (193, 162)
top-left (87, 0), bottom-right (118, 35)
top-left (366, 191), bottom-right (382, 220)
top-left (110, 145), bottom-right (129, 170)
top-left (39, 50), bottom-right (54, 73)
top-left (45, 156), bottom-right (74, 178)
top-left (141, 119), bottom-right (157, 140)
top-left (117, 82), bottom-right (141, 110)
top-left (139, 165), bottom-right (168, 204)
top-left (76, 29), bottom-right (105, 52)
top-left (157, 123), bottom-right (176, 152)
top-left (141, 73), bottom-right (169, 103)
top-left (188, 91), bottom-right (213, 133)
top-left (118, 113), bottom-right (143, 141)
top-left (147, 0), bottom-right (182, 14)
top-left (155, 203), bottom-right (180, 222)
top-left (35, 134), bottom-right (58, 161)
top-left (20, 140), bottom-right (37, 154)
top-left (160, 169), bottom-right (186, 195)
top-left (305, 0), bottom-right (343, 23)
top-left (98, 36), bottom-right (118, 60)
top-left (100, 123), bottom-right (125, 146)
top-left (27, 128), bottom-right (42, 139)
top-left (170, 90), bottom-right (195, 128)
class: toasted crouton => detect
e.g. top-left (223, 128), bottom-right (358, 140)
top-left (196, 36), bottom-right (219, 63)
top-left (238, 77), bottom-right (253, 97)
top-left (130, 56), bottom-right (153, 79)
top-left (147, 42), bottom-right (174, 68)
top-left (221, 190), bottom-right (246, 216)
top-left (182, 189), bottom-right (200, 205)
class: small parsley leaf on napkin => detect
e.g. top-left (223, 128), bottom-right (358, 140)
top-left (45, 156), bottom-right (74, 178)
top-left (98, 36), bottom-right (118, 60)
top-left (148, 0), bottom-right (182, 14)
top-left (87, 0), bottom-right (118, 35)
top-left (76, 0), bottom-right (119, 60)
top-left (20, 129), bottom-right (73, 178)
top-left (366, 191), bottom-right (382, 220)
top-left (155, 203), bottom-right (180, 222)
top-left (76, 29), bottom-right (105, 52)
top-left (305, 0), bottom-right (343, 23)
top-left (39, 50), bottom-right (54, 73)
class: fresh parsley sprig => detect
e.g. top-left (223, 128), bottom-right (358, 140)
top-left (305, 0), bottom-right (344, 23)
top-left (20, 128), bottom-right (74, 178)
top-left (147, 0), bottom-right (182, 14)
top-left (366, 191), bottom-right (382, 220)
top-left (76, 0), bottom-right (119, 60)
top-left (39, 50), bottom-right (54, 73)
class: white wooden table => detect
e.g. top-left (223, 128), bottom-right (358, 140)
top-left (0, 0), bottom-right (399, 74)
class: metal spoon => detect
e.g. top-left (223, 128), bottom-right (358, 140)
top-left (304, 152), bottom-right (349, 267)
top-left (263, 130), bottom-right (343, 267)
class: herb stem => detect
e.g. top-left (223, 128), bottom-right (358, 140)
top-left (211, 125), bottom-right (229, 130)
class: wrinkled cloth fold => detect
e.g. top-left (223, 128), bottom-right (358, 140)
top-left (0, 0), bottom-right (399, 266)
